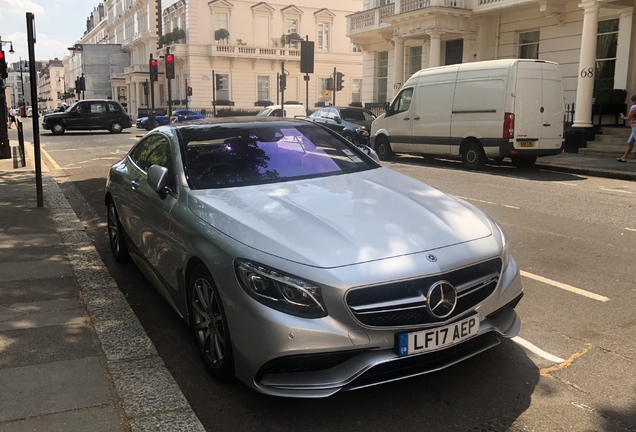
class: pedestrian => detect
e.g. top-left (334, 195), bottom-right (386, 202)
top-left (8, 106), bottom-right (17, 129)
top-left (618, 94), bottom-right (636, 162)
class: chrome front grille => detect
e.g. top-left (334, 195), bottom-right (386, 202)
top-left (346, 258), bottom-right (502, 327)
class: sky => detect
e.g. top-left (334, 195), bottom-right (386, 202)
top-left (0, 0), bottom-right (178, 63)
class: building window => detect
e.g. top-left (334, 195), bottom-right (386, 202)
top-left (352, 79), bottom-right (362, 104)
top-left (317, 22), bottom-right (330, 51)
top-left (257, 76), bottom-right (270, 102)
top-left (596, 19), bottom-right (619, 91)
top-left (319, 78), bottom-right (332, 103)
top-left (214, 12), bottom-right (229, 44)
top-left (286, 18), bottom-right (299, 48)
top-left (518, 30), bottom-right (539, 59)
top-left (409, 46), bottom-right (422, 76)
top-left (377, 51), bottom-right (388, 103)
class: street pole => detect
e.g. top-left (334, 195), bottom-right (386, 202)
top-left (26, 12), bottom-right (43, 207)
top-left (20, 57), bottom-right (25, 108)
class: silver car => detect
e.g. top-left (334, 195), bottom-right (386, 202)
top-left (105, 117), bottom-right (523, 398)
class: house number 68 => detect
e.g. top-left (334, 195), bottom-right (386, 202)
top-left (580, 68), bottom-right (594, 78)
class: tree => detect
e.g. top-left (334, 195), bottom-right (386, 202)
top-left (215, 28), bottom-right (230, 43)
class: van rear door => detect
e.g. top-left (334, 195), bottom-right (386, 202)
top-left (515, 62), bottom-right (563, 151)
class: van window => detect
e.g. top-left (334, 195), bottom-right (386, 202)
top-left (390, 88), bottom-right (413, 114)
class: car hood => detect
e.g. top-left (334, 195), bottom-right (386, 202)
top-left (43, 112), bottom-right (66, 120)
top-left (187, 168), bottom-right (493, 268)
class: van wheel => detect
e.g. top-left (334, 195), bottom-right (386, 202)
top-left (512, 155), bottom-right (537, 169)
top-left (462, 142), bottom-right (486, 170)
top-left (374, 136), bottom-right (394, 161)
top-left (51, 123), bottom-right (65, 135)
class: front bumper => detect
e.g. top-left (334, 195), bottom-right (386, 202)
top-left (226, 251), bottom-right (523, 398)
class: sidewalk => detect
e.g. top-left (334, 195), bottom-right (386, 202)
top-left (0, 138), bottom-right (204, 432)
top-left (535, 152), bottom-right (636, 181)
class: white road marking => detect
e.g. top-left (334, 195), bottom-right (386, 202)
top-left (456, 196), bottom-right (498, 205)
top-left (599, 187), bottom-right (632, 194)
top-left (512, 336), bottom-right (565, 363)
top-left (554, 181), bottom-right (578, 186)
top-left (625, 227), bottom-right (636, 232)
top-left (503, 204), bottom-right (520, 209)
top-left (520, 270), bottom-right (610, 302)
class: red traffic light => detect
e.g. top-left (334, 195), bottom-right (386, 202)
top-left (0, 51), bottom-right (4, 60)
top-left (166, 54), bottom-right (174, 63)
top-left (151, 59), bottom-right (158, 67)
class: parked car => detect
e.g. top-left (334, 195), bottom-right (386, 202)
top-left (26, 107), bottom-right (33, 117)
top-left (136, 109), bottom-right (206, 130)
top-left (307, 106), bottom-right (376, 145)
top-left (256, 104), bottom-right (306, 118)
top-left (42, 100), bottom-right (132, 135)
top-left (105, 117), bottom-right (523, 398)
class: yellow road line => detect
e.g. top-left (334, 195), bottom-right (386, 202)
top-left (41, 147), bottom-right (61, 170)
top-left (540, 344), bottom-right (593, 377)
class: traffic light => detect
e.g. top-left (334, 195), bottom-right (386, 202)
top-left (165, 53), bottom-right (175, 80)
top-left (0, 51), bottom-right (7, 79)
top-left (336, 72), bottom-right (344, 91)
top-left (149, 58), bottom-right (159, 82)
top-left (279, 73), bottom-right (286, 91)
top-left (187, 86), bottom-right (193, 96)
top-left (326, 77), bottom-right (334, 91)
top-left (215, 74), bottom-right (222, 90)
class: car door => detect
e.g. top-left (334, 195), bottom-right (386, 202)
top-left (384, 87), bottom-right (415, 152)
top-left (65, 102), bottom-right (92, 130)
top-left (125, 134), bottom-right (179, 293)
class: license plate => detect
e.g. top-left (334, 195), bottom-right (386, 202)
top-left (518, 141), bottom-right (535, 147)
top-left (398, 315), bottom-right (479, 356)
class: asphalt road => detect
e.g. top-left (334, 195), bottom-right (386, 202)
top-left (28, 123), bottom-right (636, 431)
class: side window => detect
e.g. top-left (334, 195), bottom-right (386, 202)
top-left (107, 102), bottom-right (122, 113)
top-left (390, 88), bottom-right (413, 114)
top-left (75, 103), bottom-right (90, 114)
top-left (129, 135), bottom-right (175, 189)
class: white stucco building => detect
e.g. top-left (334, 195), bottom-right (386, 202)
top-left (102, 0), bottom-right (364, 118)
top-left (347, 0), bottom-right (636, 129)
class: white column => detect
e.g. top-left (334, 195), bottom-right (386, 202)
top-left (573, 1), bottom-right (601, 128)
top-left (428, 31), bottom-right (442, 68)
top-left (393, 38), bottom-right (405, 92)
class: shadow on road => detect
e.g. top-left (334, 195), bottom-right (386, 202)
top-left (392, 154), bottom-right (589, 183)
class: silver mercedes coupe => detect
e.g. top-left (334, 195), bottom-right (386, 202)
top-left (105, 117), bottom-right (523, 398)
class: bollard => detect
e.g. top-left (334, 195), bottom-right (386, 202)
top-left (17, 118), bottom-right (25, 167)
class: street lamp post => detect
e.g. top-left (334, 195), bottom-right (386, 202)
top-left (19, 57), bottom-right (26, 109)
top-left (0, 36), bottom-right (16, 159)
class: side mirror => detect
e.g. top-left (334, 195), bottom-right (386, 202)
top-left (384, 102), bottom-right (391, 116)
top-left (334, 116), bottom-right (342, 124)
top-left (356, 145), bottom-right (380, 163)
top-left (147, 164), bottom-right (170, 195)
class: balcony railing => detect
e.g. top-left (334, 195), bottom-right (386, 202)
top-left (124, 64), bottom-right (149, 75)
top-left (348, 0), bottom-right (471, 35)
top-left (210, 44), bottom-right (301, 59)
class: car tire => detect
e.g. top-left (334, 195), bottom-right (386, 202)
top-left (374, 136), bottom-right (394, 161)
top-left (109, 122), bottom-right (123, 133)
top-left (106, 199), bottom-right (131, 263)
top-left (461, 141), bottom-right (486, 170)
top-left (511, 155), bottom-right (537, 169)
top-left (51, 123), bottom-right (65, 135)
top-left (189, 264), bottom-right (235, 382)
top-left (342, 132), bottom-right (355, 144)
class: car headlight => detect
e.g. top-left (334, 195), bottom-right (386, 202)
top-left (235, 260), bottom-right (327, 318)
top-left (356, 128), bottom-right (369, 137)
top-left (493, 221), bottom-right (510, 271)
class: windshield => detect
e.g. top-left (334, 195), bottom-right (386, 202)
top-left (181, 124), bottom-right (378, 189)
top-left (256, 108), bottom-right (272, 116)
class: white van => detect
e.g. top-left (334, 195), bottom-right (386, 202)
top-left (257, 104), bottom-right (306, 119)
top-left (370, 59), bottom-right (564, 169)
